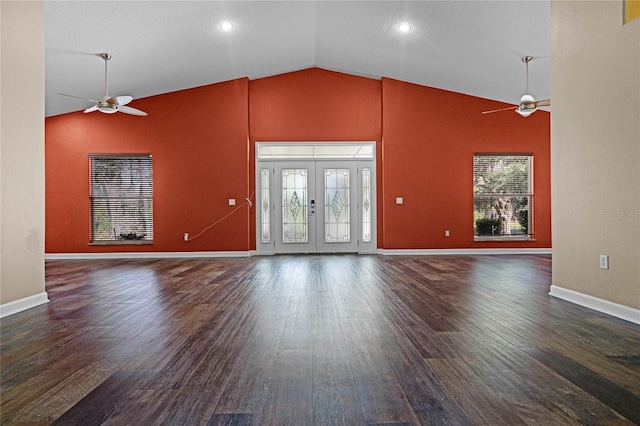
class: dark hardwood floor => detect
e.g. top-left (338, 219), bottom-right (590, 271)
top-left (1, 254), bottom-right (639, 425)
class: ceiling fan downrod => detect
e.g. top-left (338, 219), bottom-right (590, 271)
top-left (100, 53), bottom-right (111, 99)
top-left (522, 55), bottom-right (533, 95)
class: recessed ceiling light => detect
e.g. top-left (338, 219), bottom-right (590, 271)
top-left (397, 22), bottom-right (412, 33)
top-left (220, 21), bottom-right (233, 32)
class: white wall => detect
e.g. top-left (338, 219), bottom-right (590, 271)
top-left (551, 1), bottom-right (640, 314)
top-left (0, 1), bottom-right (47, 315)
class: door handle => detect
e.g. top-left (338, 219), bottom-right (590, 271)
top-left (310, 199), bottom-right (315, 215)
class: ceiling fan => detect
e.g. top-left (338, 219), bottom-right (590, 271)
top-left (59, 53), bottom-right (147, 116)
top-left (482, 56), bottom-right (550, 117)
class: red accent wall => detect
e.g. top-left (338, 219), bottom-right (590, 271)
top-left (45, 68), bottom-right (551, 253)
top-left (381, 77), bottom-right (551, 249)
top-left (45, 78), bottom-right (251, 253)
top-left (248, 68), bottom-right (383, 249)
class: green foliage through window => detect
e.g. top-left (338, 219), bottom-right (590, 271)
top-left (473, 155), bottom-right (532, 237)
top-left (89, 155), bottom-right (153, 242)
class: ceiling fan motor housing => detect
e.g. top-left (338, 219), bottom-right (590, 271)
top-left (517, 94), bottom-right (537, 116)
top-left (97, 95), bottom-right (117, 113)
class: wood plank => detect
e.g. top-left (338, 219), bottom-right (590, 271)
top-left (212, 314), bottom-right (285, 421)
top-left (312, 333), bottom-right (366, 425)
top-left (206, 412), bottom-right (254, 425)
top-left (50, 370), bottom-right (154, 425)
top-left (427, 357), bottom-right (527, 425)
top-left (260, 349), bottom-right (313, 425)
top-left (341, 320), bottom-right (419, 424)
top-left (380, 334), bottom-right (472, 425)
top-left (529, 348), bottom-right (640, 424)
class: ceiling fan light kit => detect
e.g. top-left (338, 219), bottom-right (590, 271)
top-left (58, 53), bottom-right (148, 117)
top-left (482, 55), bottom-right (550, 117)
top-left (97, 105), bottom-right (117, 114)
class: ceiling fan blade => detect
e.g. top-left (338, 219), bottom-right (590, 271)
top-left (84, 105), bottom-right (99, 113)
top-left (118, 105), bottom-right (148, 116)
top-left (58, 93), bottom-right (99, 103)
top-left (535, 99), bottom-right (551, 107)
top-left (109, 95), bottom-right (133, 106)
top-left (482, 105), bottom-right (518, 115)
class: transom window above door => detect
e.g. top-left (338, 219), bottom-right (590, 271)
top-left (257, 143), bottom-right (374, 160)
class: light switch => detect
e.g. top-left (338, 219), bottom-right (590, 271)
top-left (599, 255), bottom-right (609, 270)
top-left (396, 197), bottom-right (403, 205)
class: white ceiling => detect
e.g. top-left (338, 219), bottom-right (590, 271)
top-left (44, 0), bottom-right (550, 117)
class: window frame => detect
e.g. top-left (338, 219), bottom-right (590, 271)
top-left (473, 153), bottom-right (534, 242)
top-left (88, 154), bottom-right (153, 245)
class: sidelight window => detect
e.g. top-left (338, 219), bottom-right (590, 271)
top-left (361, 167), bottom-right (372, 243)
top-left (261, 168), bottom-right (271, 243)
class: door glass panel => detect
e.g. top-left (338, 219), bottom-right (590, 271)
top-left (282, 169), bottom-right (308, 243)
top-left (362, 167), bottom-right (371, 242)
top-left (324, 168), bottom-right (350, 243)
top-left (260, 168), bottom-right (271, 243)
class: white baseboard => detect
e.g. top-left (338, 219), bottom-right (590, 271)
top-left (381, 248), bottom-right (552, 256)
top-left (46, 249), bottom-right (551, 260)
top-left (45, 251), bottom-right (252, 260)
top-left (0, 292), bottom-right (49, 318)
top-left (549, 285), bottom-right (640, 325)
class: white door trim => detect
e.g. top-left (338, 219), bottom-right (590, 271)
top-left (255, 142), bottom-right (377, 255)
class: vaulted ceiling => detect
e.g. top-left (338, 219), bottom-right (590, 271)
top-left (44, 1), bottom-right (550, 117)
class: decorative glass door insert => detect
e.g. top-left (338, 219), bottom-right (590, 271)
top-left (324, 168), bottom-right (351, 243)
top-left (282, 168), bottom-right (308, 243)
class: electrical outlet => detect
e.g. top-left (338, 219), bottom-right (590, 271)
top-left (445, 230), bottom-right (450, 237)
top-left (396, 197), bottom-right (403, 205)
top-left (184, 233), bottom-right (189, 242)
top-left (599, 255), bottom-right (609, 270)
top-left (229, 199), bottom-right (236, 206)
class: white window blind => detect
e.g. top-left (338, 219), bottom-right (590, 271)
top-left (89, 155), bottom-right (153, 242)
top-left (473, 154), bottom-right (533, 237)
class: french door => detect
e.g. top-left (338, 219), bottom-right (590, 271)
top-left (256, 149), bottom-right (376, 255)
top-left (273, 161), bottom-right (357, 253)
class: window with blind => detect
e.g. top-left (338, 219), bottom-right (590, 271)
top-left (473, 154), bottom-right (533, 238)
top-left (89, 155), bottom-right (153, 243)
